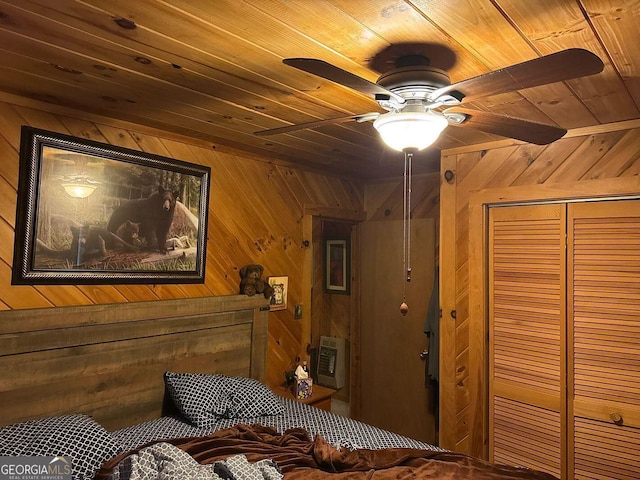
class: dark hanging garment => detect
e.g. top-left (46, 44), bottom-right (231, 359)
top-left (423, 265), bottom-right (440, 428)
top-left (424, 265), bottom-right (439, 382)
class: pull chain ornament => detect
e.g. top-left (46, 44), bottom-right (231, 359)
top-left (400, 149), bottom-right (414, 316)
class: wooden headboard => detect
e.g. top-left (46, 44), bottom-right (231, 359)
top-left (0, 295), bottom-right (269, 430)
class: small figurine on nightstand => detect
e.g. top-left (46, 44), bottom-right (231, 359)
top-left (294, 361), bottom-right (313, 399)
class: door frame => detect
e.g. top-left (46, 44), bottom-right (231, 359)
top-left (302, 207), bottom-right (365, 416)
top-left (467, 176), bottom-right (640, 459)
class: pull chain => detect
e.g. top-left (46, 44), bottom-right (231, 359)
top-left (400, 149), bottom-right (413, 316)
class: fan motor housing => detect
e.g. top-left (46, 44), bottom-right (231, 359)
top-left (377, 65), bottom-right (451, 99)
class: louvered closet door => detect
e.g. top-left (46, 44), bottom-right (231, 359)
top-left (568, 200), bottom-right (640, 479)
top-left (489, 204), bottom-right (566, 479)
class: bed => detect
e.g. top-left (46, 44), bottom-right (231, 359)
top-left (0, 295), bottom-right (557, 480)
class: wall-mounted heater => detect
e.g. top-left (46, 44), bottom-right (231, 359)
top-left (317, 336), bottom-right (347, 389)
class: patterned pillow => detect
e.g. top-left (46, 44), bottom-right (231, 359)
top-left (0, 414), bottom-right (123, 480)
top-left (224, 376), bottom-right (285, 418)
top-left (164, 372), bottom-right (284, 428)
top-left (163, 372), bottom-right (233, 428)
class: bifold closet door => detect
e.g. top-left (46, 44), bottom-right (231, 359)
top-left (488, 204), bottom-right (566, 479)
top-left (568, 200), bottom-right (640, 479)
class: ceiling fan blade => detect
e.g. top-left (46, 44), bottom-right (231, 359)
top-left (432, 49), bottom-right (604, 103)
top-left (254, 113), bottom-right (377, 136)
top-left (445, 107), bottom-right (567, 145)
top-left (283, 58), bottom-right (405, 104)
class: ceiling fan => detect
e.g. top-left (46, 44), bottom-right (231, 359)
top-left (255, 48), bottom-right (604, 150)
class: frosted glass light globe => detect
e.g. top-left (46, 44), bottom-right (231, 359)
top-left (373, 110), bottom-right (448, 151)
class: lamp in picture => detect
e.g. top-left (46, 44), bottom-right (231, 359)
top-left (61, 176), bottom-right (100, 198)
top-left (57, 153), bottom-right (100, 198)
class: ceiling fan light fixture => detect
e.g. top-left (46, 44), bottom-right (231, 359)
top-left (373, 110), bottom-right (448, 151)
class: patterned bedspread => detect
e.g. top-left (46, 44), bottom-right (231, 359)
top-left (112, 397), bottom-right (442, 452)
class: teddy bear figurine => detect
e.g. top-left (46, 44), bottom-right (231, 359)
top-left (239, 264), bottom-right (274, 299)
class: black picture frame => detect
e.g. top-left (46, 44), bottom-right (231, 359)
top-left (12, 126), bottom-right (211, 285)
top-left (323, 238), bottom-right (350, 295)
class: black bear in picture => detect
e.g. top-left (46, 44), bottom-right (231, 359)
top-left (107, 185), bottom-right (179, 252)
top-left (36, 223), bottom-right (139, 264)
top-left (70, 224), bottom-right (139, 264)
top-left (115, 220), bottom-right (141, 246)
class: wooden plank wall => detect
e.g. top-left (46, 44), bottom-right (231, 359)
top-left (439, 121), bottom-right (640, 456)
top-left (0, 93), bottom-right (365, 391)
top-left (309, 172), bottom-right (440, 409)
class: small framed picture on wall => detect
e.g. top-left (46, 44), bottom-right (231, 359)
top-left (324, 238), bottom-right (350, 295)
top-left (268, 276), bottom-right (288, 311)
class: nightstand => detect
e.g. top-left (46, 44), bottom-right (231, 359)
top-left (273, 383), bottom-right (336, 412)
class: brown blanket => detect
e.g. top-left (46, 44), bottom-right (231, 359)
top-left (97, 424), bottom-right (558, 480)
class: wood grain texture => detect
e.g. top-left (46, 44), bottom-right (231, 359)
top-left (0, 294), bottom-right (268, 430)
top-left (493, 396), bottom-right (562, 478)
top-left (444, 124), bottom-right (640, 457)
top-left (573, 414), bottom-right (640, 478)
top-left (0, 1), bottom-right (636, 178)
top-left (0, 96), bottom-right (365, 398)
top-left (488, 204), bottom-right (566, 478)
top-left (567, 200), bottom-right (640, 477)
top-left (359, 218), bottom-right (437, 444)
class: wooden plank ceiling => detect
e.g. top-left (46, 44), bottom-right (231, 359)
top-left (0, 0), bottom-right (638, 179)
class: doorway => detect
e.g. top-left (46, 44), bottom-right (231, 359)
top-left (358, 218), bottom-right (437, 444)
top-left (309, 219), bottom-right (356, 408)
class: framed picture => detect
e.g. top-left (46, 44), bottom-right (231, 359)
top-left (12, 126), bottom-right (211, 285)
top-left (268, 276), bottom-right (288, 311)
top-left (324, 238), bottom-right (350, 294)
